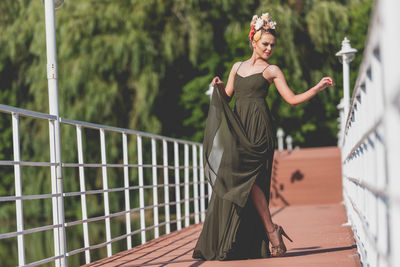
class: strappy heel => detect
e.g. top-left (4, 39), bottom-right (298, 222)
top-left (267, 224), bottom-right (293, 257)
top-left (281, 227), bottom-right (293, 243)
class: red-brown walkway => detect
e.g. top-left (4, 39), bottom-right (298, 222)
top-left (84, 147), bottom-right (361, 267)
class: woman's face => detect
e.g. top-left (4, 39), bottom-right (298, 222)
top-left (252, 32), bottom-right (276, 60)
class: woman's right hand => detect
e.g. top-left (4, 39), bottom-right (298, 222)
top-left (211, 76), bottom-right (224, 88)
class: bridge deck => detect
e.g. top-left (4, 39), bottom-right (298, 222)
top-left (84, 147), bottom-right (361, 267)
top-left (84, 203), bottom-right (360, 267)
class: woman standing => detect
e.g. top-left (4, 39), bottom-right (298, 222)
top-left (192, 12), bottom-right (334, 260)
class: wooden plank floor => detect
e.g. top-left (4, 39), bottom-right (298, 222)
top-left (84, 203), bottom-right (361, 267)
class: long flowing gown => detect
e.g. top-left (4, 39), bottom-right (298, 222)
top-left (192, 66), bottom-right (276, 260)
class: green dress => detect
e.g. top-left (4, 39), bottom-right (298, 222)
top-left (193, 64), bottom-right (276, 260)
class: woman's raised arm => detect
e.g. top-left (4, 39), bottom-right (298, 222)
top-left (268, 65), bottom-right (333, 107)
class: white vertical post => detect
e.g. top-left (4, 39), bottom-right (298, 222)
top-left (151, 138), bottom-right (159, 238)
top-left (336, 37), bottom-right (357, 119)
top-left (100, 129), bottom-right (112, 257)
top-left (208, 179), bottom-right (212, 203)
top-left (277, 128), bottom-right (284, 151)
top-left (206, 83), bottom-right (213, 99)
top-left (122, 133), bottom-right (132, 249)
top-left (285, 135), bottom-right (293, 152)
top-left (12, 113), bottom-right (25, 266)
top-left (162, 140), bottom-right (171, 234)
top-left (174, 142), bottom-right (182, 230)
top-left (76, 126), bottom-right (90, 264)
top-left (44, 0), bottom-right (66, 265)
top-left (199, 146), bottom-right (206, 222)
top-left (49, 120), bottom-right (61, 267)
top-left (343, 54), bottom-right (350, 118)
top-left (184, 144), bottom-right (190, 227)
top-left (192, 145), bottom-right (200, 224)
top-left (337, 98), bottom-right (345, 146)
top-left (137, 135), bottom-right (146, 244)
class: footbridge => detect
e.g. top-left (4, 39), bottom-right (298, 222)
top-left (1, 0), bottom-right (400, 266)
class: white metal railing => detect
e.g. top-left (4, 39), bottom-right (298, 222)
top-left (337, 0), bottom-right (400, 266)
top-left (0, 103), bottom-right (210, 266)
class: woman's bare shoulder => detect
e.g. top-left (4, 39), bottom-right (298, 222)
top-left (263, 64), bottom-right (284, 83)
top-left (265, 64), bottom-right (284, 77)
top-left (266, 64), bottom-right (281, 72)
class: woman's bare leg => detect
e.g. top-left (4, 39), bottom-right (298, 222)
top-left (251, 183), bottom-right (279, 243)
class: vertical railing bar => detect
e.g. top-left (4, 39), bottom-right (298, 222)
top-left (204, 142), bottom-right (212, 202)
top-left (44, 0), bottom-right (67, 265)
top-left (174, 141), bottom-right (182, 230)
top-left (192, 145), bottom-right (200, 224)
top-left (122, 133), bottom-right (132, 249)
top-left (49, 119), bottom-right (61, 267)
top-left (12, 113), bottom-right (25, 266)
top-left (151, 138), bottom-right (159, 238)
top-left (199, 145), bottom-right (206, 222)
top-left (137, 135), bottom-right (146, 244)
top-left (208, 179), bottom-right (212, 203)
top-left (76, 125), bottom-right (91, 263)
top-left (100, 129), bottom-right (112, 257)
top-left (184, 144), bottom-right (190, 227)
top-left (162, 139), bottom-right (171, 234)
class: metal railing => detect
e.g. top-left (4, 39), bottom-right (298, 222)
top-left (337, 0), bottom-right (400, 266)
top-left (0, 103), bottom-right (209, 266)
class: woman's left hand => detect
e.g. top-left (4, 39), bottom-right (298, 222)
top-left (316, 77), bottom-right (335, 91)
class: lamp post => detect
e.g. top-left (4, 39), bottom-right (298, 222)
top-left (285, 135), bottom-right (293, 152)
top-left (337, 98), bottom-right (345, 146)
top-left (206, 83), bottom-right (213, 99)
top-left (336, 37), bottom-right (357, 120)
top-left (277, 128), bottom-right (284, 151)
top-left (44, 0), bottom-right (66, 266)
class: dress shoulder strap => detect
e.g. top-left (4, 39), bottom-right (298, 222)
top-left (262, 64), bottom-right (272, 73)
top-left (236, 61), bottom-right (244, 74)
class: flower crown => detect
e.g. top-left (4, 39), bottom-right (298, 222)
top-left (248, 13), bottom-right (277, 41)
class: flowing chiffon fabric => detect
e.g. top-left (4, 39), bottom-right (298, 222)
top-left (193, 71), bottom-right (276, 260)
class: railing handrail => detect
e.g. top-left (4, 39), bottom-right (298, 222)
top-left (0, 103), bottom-right (57, 120)
top-left (60, 117), bottom-right (201, 146)
top-left (0, 104), bottom-right (201, 147)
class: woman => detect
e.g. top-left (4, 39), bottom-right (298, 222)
top-left (192, 12), bottom-right (334, 260)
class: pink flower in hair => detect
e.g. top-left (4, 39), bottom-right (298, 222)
top-left (248, 25), bottom-right (256, 40)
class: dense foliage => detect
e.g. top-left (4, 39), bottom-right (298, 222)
top-left (1, 0), bottom-right (373, 143)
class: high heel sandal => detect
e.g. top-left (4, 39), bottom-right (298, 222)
top-left (267, 224), bottom-right (293, 257)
